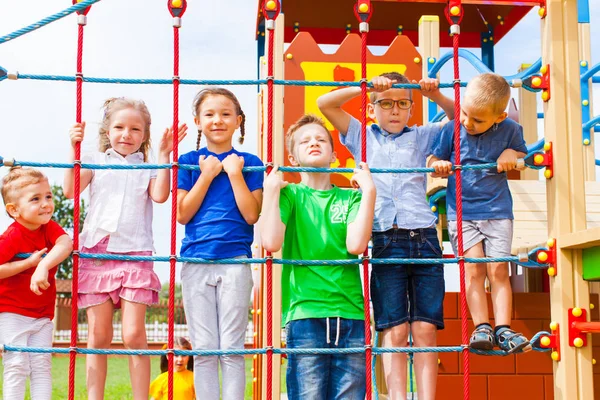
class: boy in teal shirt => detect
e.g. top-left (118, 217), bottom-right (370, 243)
top-left (260, 114), bottom-right (376, 400)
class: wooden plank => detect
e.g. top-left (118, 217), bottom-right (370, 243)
top-left (560, 227), bottom-right (600, 249)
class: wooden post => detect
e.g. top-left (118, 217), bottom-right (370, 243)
top-left (260, 13), bottom-right (285, 400)
top-left (517, 63), bottom-right (539, 181)
top-left (418, 15), bottom-right (440, 124)
top-left (541, 1), bottom-right (593, 398)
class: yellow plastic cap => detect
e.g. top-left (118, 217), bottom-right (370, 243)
top-left (532, 77), bottom-right (542, 87)
top-left (547, 238), bottom-right (555, 248)
top-left (540, 65), bottom-right (548, 74)
top-left (286, 53), bottom-right (293, 60)
top-left (537, 251), bottom-right (548, 262)
top-left (534, 154), bottom-right (544, 165)
top-left (266, 0), bottom-right (277, 10)
top-left (541, 336), bottom-right (551, 347)
top-left (548, 267), bottom-right (556, 276)
top-left (574, 338), bottom-right (584, 348)
top-left (171, 0), bottom-right (182, 7)
top-left (544, 169), bottom-right (553, 179)
top-left (541, 91), bottom-right (550, 101)
top-left (550, 322), bottom-right (558, 331)
top-left (584, 139), bottom-right (590, 145)
top-left (450, 6), bottom-right (460, 16)
top-left (551, 351), bottom-right (559, 361)
top-left (572, 307), bottom-right (583, 317)
top-left (358, 3), bottom-right (369, 13)
top-left (538, 7), bottom-right (546, 17)
top-left (543, 142), bottom-right (552, 151)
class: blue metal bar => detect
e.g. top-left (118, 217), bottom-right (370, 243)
top-left (581, 62), bottom-right (592, 145)
top-left (583, 115), bottom-right (600, 132)
top-left (581, 63), bottom-right (600, 83)
top-left (578, 0), bottom-right (590, 23)
top-left (427, 57), bottom-right (439, 122)
top-left (481, 28), bottom-right (495, 72)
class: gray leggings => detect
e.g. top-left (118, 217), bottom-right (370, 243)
top-left (181, 260), bottom-right (253, 400)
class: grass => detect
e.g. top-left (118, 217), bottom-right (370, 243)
top-left (0, 355), bottom-right (287, 399)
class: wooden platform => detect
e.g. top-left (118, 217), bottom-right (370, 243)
top-left (510, 180), bottom-right (600, 254)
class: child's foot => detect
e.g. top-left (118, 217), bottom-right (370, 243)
top-left (469, 323), bottom-right (495, 350)
top-left (495, 327), bottom-right (532, 354)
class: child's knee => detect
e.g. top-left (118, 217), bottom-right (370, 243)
top-left (411, 322), bottom-right (437, 345)
top-left (384, 323), bottom-right (409, 346)
top-left (488, 263), bottom-right (510, 283)
top-left (3, 353), bottom-right (31, 377)
top-left (122, 327), bottom-right (148, 349)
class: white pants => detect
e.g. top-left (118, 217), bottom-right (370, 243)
top-left (0, 313), bottom-right (53, 400)
top-left (181, 260), bottom-right (253, 400)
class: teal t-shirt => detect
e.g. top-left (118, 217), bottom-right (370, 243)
top-left (279, 183), bottom-right (365, 326)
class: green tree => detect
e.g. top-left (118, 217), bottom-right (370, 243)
top-left (52, 184), bottom-right (87, 280)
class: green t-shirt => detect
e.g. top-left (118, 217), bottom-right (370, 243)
top-left (279, 183), bottom-right (365, 326)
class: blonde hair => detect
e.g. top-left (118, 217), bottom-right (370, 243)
top-left (464, 73), bottom-right (511, 115)
top-left (1, 167), bottom-right (48, 205)
top-left (286, 114), bottom-right (333, 154)
top-left (98, 98), bottom-right (152, 161)
top-left (192, 87), bottom-right (246, 150)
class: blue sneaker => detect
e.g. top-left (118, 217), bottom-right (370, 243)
top-left (469, 324), bottom-right (495, 350)
top-left (495, 327), bottom-right (532, 354)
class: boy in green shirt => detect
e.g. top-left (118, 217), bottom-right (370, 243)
top-left (260, 114), bottom-right (376, 399)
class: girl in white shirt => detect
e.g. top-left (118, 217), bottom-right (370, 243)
top-left (63, 98), bottom-right (187, 400)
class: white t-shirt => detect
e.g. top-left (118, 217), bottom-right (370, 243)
top-left (80, 149), bottom-right (157, 252)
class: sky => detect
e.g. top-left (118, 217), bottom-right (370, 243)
top-left (0, 0), bottom-right (598, 289)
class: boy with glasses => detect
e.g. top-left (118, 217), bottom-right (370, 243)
top-left (318, 72), bottom-right (453, 400)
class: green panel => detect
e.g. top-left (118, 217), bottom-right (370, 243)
top-left (583, 246), bottom-right (600, 281)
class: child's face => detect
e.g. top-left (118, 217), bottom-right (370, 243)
top-left (367, 88), bottom-right (413, 134)
top-left (6, 180), bottom-right (54, 230)
top-left (194, 95), bottom-right (242, 148)
top-left (174, 349), bottom-right (189, 373)
top-left (460, 101), bottom-right (507, 135)
top-left (288, 123), bottom-right (336, 168)
top-left (106, 108), bottom-right (147, 157)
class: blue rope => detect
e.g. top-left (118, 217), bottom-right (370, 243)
top-left (7, 159), bottom-right (542, 174)
top-left (0, 0), bottom-right (102, 44)
top-left (2, 332), bottom-right (550, 356)
top-left (16, 250), bottom-right (548, 267)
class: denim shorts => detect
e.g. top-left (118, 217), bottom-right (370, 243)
top-left (285, 318), bottom-right (366, 400)
top-left (371, 227), bottom-right (445, 331)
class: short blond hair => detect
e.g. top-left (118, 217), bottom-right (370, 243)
top-left (464, 73), bottom-right (511, 115)
top-left (1, 167), bottom-right (48, 205)
top-left (286, 114), bottom-right (333, 154)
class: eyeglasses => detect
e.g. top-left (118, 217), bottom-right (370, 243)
top-left (374, 99), bottom-right (413, 110)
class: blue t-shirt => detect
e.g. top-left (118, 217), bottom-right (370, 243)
top-left (342, 117), bottom-right (443, 231)
top-left (432, 118), bottom-right (527, 221)
top-left (177, 147), bottom-right (264, 259)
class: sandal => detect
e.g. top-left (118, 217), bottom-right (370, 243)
top-left (469, 324), bottom-right (495, 350)
top-left (496, 327), bottom-right (532, 354)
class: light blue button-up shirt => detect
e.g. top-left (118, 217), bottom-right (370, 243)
top-left (341, 117), bottom-right (443, 232)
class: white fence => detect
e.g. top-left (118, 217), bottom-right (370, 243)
top-left (54, 322), bottom-right (258, 344)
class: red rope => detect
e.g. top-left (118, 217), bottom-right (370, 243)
top-left (167, 23), bottom-right (180, 400)
top-left (265, 16), bottom-right (275, 400)
top-left (359, 28), bottom-right (373, 400)
top-left (451, 27), bottom-right (470, 400)
top-left (68, 21), bottom-right (84, 400)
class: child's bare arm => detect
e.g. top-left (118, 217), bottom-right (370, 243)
top-left (317, 87), bottom-right (362, 135)
top-left (177, 155), bottom-right (222, 224)
top-left (428, 155), bottom-right (454, 178)
top-left (149, 124), bottom-right (188, 204)
top-left (222, 154), bottom-right (263, 225)
top-left (259, 166), bottom-right (287, 252)
top-left (417, 78), bottom-right (455, 123)
top-left (0, 248), bottom-right (47, 280)
top-left (30, 234), bottom-right (73, 295)
top-left (63, 122), bottom-right (93, 199)
top-left (347, 163), bottom-right (376, 255)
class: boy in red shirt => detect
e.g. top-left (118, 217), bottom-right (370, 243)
top-left (0, 167), bottom-right (72, 400)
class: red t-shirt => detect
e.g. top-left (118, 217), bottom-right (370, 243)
top-left (0, 220), bottom-right (67, 319)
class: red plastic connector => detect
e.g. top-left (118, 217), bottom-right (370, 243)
top-left (541, 322), bottom-right (560, 361)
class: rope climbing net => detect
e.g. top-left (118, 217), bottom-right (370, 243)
top-left (0, 1), bottom-right (555, 400)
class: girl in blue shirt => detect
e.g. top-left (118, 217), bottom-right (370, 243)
top-left (177, 87), bottom-right (263, 400)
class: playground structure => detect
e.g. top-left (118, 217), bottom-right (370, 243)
top-left (0, 0), bottom-right (598, 400)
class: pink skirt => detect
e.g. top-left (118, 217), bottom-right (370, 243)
top-left (77, 237), bottom-right (161, 309)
